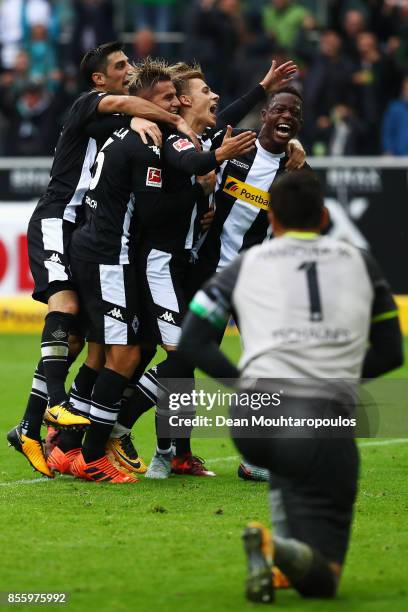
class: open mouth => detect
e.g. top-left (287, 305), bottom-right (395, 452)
top-left (209, 103), bottom-right (218, 117)
top-left (275, 123), bottom-right (292, 138)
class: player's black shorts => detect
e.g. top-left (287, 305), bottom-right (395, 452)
top-left (27, 217), bottom-right (76, 303)
top-left (70, 256), bottom-right (141, 345)
top-left (231, 395), bottom-right (359, 565)
top-left (137, 245), bottom-right (190, 347)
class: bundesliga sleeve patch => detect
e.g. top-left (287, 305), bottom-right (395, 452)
top-left (146, 167), bottom-right (162, 187)
top-left (172, 138), bottom-right (195, 152)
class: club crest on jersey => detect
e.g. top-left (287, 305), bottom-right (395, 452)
top-left (146, 167), bottom-right (162, 187)
top-left (172, 138), bottom-right (195, 152)
top-left (223, 175), bottom-right (271, 211)
top-left (132, 315), bottom-right (139, 335)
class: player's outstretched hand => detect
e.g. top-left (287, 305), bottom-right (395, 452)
top-left (260, 59), bottom-right (298, 93)
top-left (285, 138), bottom-right (306, 170)
top-left (196, 170), bottom-right (216, 196)
top-left (215, 126), bottom-right (256, 163)
top-left (176, 117), bottom-right (201, 150)
top-left (131, 117), bottom-right (162, 146)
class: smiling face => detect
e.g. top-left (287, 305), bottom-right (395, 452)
top-left (93, 50), bottom-right (132, 95)
top-left (147, 80), bottom-right (180, 114)
top-left (261, 92), bottom-right (302, 146)
top-left (183, 78), bottom-right (219, 128)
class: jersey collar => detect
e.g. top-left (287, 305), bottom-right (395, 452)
top-left (284, 231), bottom-right (319, 240)
top-left (256, 139), bottom-right (286, 159)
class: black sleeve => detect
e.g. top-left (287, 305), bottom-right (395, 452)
top-left (163, 132), bottom-right (218, 175)
top-left (215, 84), bottom-right (266, 130)
top-left (360, 250), bottom-right (403, 378)
top-left (70, 90), bottom-right (109, 127)
top-left (178, 257), bottom-right (244, 381)
top-left (85, 114), bottom-right (131, 141)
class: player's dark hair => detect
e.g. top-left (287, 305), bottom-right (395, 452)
top-left (170, 62), bottom-right (205, 95)
top-left (267, 86), bottom-right (303, 107)
top-left (80, 41), bottom-right (123, 87)
top-left (269, 170), bottom-right (324, 229)
top-left (128, 57), bottom-right (172, 95)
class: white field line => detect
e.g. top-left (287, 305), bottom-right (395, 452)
top-left (1, 438), bottom-right (407, 486)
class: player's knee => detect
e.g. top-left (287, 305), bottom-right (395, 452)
top-left (295, 550), bottom-right (338, 599)
top-left (48, 294), bottom-right (79, 316)
top-left (106, 345), bottom-right (140, 378)
top-left (86, 342), bottom-right (106, 371)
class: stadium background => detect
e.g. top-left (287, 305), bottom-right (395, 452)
top-left (0, 0), bottom-right (408, 330)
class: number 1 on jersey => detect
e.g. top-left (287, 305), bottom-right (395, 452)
top-left (298, 261), bottom-right (323, 322)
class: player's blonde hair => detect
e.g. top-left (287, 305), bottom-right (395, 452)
top-left (128, 57), bottom-right (172, 95)
top-left (169, 62), bottom-right (205, 95)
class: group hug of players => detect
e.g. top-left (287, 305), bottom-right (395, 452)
top-left (7, 41), bottom-right (303, 482)
top-left (6, 40), bottom-right (404, 604)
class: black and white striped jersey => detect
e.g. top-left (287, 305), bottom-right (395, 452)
top-left (30, 90), bottom-right (130, 225)
top-left (197, 132), bottom-right (289, 275)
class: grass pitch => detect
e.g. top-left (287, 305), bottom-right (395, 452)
top-left (0, 335), bottom-right (407, 612)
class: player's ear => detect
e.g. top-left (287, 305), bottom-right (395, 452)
top-left (92, 71), bottom-right (106, 88)
top-left (261, 108), bottom-right (267, 124)
top-left (179, 94), bottom-right (192, 108)
top-left (320, 206), bottom-right (329, 231)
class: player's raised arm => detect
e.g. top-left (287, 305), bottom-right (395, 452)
top-left (215, 59), bottom-right (297, 129)
top-left (163, 128), bottom-right (256, 176)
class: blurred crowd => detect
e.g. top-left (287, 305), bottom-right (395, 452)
top-left (1, 0), bottom-right (408, 157)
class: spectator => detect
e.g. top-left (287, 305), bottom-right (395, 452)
top-left (4, 80), bottom-right (60, 156)
top-left (382, 74), bottom-right (408, 155)
top-left (262, 0), bottom-right (310, 51)
top-left (24, 24), bottom-right (61, 91)
top-left (129, 28), bottom-right (159, 62)
top-left (132, 0), bottom-right (177, 34)
top-left (293, 13), bottom-right (321, 64)
top-left (313, 103), bottom-right (368, 156)
top-left (0, 50), bottom-right (30, 105)
top-left (352, 31), bottom-right (401, 152)
top-left (0, 0), bottom-right (53, 69)
top-left (341, 9), bottom-right (366, 62)
top-left (70, 0), bottom-right (117, 67)
top-left (184, 0), bottom-right (244, 104)
top-left (302, 30), bottom-right (354, 151)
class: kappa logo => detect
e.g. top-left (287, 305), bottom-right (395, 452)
top-left (107, 307), bottom-right (124, 321)
top-left (172, 138), bottom-right (195, 152)
top-left (148, 145), bottom-right (161, 157)
top-left (146, 167), bottom-right (162, 187)
top-left (225, 180), bottom-right (239, 192)
top-left (160, 311), bottom-right (176, 324)
top-left (230, 159), bottom-right (250, 170)
top-left (52, 327), bottom-right (66, 341)
top-left (48, 252), bottom-right (62, 264)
